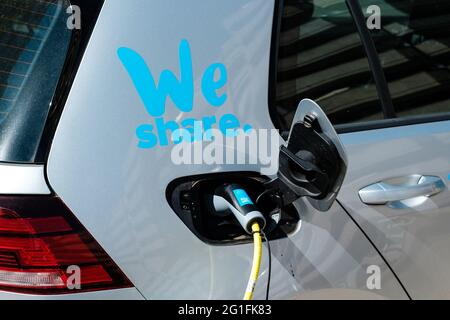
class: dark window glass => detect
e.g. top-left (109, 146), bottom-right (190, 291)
top-left (363, 0), bottom-right (450, 118)
top-left (0, 0), bottom-right (72, 162)
top-left (273, 0), bottom-right (384, 131)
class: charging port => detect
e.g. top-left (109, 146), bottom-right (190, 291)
top-left (166, 172), bottom-right (300, 245)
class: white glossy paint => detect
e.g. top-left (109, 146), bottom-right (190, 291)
top-left (44, 0), bottom-right (408, 299)
top-left (339, 120), bottom-right (450, 299)
top-left (0, 164), bottom-right (51, 195)
top-left (0, 287), bottom-right (144, 300)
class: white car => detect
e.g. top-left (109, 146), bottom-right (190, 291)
top-left (0, 0), bottom-right (449, 300)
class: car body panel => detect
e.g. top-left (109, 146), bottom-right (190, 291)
top-left (0, 164), bottom-right (50, 195)
top-left (45, 0), bottom-right (407, 299)
top-left (0, 287), bottom-right (144, 300)
top-left (338, 121), bottom-right (450, 299)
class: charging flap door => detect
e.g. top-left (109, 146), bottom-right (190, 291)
top-left (277, 99), bottom-right (348, 211)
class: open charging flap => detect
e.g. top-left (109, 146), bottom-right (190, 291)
top-left (167, 99), bottom-right (348, 244)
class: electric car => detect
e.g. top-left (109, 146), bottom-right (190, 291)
top-left (0, 0), bottom-right (449, 300)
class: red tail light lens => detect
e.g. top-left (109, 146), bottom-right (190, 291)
top-left (0, 196), bottom-right (132, 294)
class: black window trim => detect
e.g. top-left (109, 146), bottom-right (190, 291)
top-left (268, 0), bottom-right (285, 131)
top-left (346, 0), bottom-right (396, 120)
top-left (0, 0), bottom-right (74, 164)
top-left (268, 0), bottom-right (450, 134)
top-left (34, 0), bottom-right (105, 163)
top-left (335, 112), bottom-right (450, 133)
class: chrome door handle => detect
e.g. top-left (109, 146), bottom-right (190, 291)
top-left (359, 175), bottom-right (446, 205)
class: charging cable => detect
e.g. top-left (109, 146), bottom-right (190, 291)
top-left (244, 222), bottom-right (263, 300)
top-left (261, 229), bottom-right (271, 300)
top-left (213, 184), bottom-right (266, 300)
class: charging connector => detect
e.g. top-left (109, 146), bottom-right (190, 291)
top-left (213, 184), bottom-right (266, 233)
top-left (213, 183), bottom-right (265, 300)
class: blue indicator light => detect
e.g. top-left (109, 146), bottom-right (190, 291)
top-left (233, 189), bottom-right (254, 206)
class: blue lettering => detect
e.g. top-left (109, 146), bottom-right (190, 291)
top-left (202, 115), bottom-right (217, 141)
top-left (181, 119), bottom-right (203, 142)
top-left (119, 39), bottom-right (254, 149)
top-left (155, 117), bottom-right (180, 146)
top-left (220, 113), bottom-right (240, 136)
top-left (118, 39), bottom-right (194, 117)
top-left (201, 63), bottom-right (227, 107)
top-left (136, 124), bottom-right (157, 149)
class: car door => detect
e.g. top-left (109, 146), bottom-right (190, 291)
top-left (272, 0), bottom-right (450, 299)
top-left (44, 0), bottom-right (411, 299)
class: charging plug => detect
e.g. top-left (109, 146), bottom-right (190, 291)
top-left (213, 184), bottom-right (266, 234)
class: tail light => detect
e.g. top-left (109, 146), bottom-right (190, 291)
top-left (0, 196), bottom-right (132, 294)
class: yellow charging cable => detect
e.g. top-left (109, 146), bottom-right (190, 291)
top-left (243, 222), bottom-right (263, 300)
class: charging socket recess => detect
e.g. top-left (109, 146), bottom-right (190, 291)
top-left (166, 100), bottom-right (348, 246)
top-left (166, 172), bottom-right (300, 245)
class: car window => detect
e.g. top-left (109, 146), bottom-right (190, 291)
top-left (273, 0), bottom-right (384, 131)
top-left (272, 0), bottom-right (450, 131)
top-left (0, 0), bottom-right (72, 163)
top-left (363, 0), bottom-right (450, 118)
